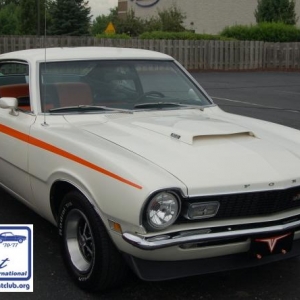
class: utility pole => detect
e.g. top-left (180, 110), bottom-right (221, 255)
top-left (37, 0), bottom-right (41, 36)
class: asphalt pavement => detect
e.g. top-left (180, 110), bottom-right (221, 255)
top-left (1, 71), bottom-right (300, 300)
top-left (193, 71), bottom-right (300, 130)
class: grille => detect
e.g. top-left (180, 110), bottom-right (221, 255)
top-left (180, 185), bottom-right (300, 222)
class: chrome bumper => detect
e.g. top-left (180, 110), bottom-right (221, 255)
top-left (123, 218), bottom-right (300, 250)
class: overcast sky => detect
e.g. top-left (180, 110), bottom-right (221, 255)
top-left (88, 0), bottom-right (118, 18)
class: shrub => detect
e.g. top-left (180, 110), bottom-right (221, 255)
top-left (95, 33), bottom-right (130, 39)
top-left (220, 22), bottom-right (300, 42)
top-left (157, 5), bottom-right (186, 32)
top-left (139, 31), bottom-right (231, 40)
top-left (255, 0), bottom-right (298, 25)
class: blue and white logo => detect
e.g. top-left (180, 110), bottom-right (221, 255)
top-left (131, 0), bottom-right (160, 8)
top-left (0, 232), bottom-right (26, 244)
top-left (0, 225), bottom-right (33, 292)
top-left (0, 258), bottom-right (9, 269)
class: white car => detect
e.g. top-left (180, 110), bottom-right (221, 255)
top-left (0, 47), bottom-right (300, 291)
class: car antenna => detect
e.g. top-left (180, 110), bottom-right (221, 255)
top-left (42, 0), bottom-right (48, 127)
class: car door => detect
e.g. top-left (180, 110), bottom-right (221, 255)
top-left (6, 233), bottom-right (14, 242)
top-left (0, 61), bottom-right (36, 205)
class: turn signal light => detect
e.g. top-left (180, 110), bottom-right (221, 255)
top-left (108, 220), bottom-right (123, 233)
top-left (185, 202), bottom-right (220, 220)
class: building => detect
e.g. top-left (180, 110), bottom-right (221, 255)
top-left (118, 0), bottom-right (300, 34)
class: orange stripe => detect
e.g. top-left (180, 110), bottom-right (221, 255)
top-left (0, 124), bottom-right (142, 190)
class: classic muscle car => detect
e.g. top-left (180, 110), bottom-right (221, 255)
top-left (0, 232), bottom-right (26, 243)
top-left (0, 47), bottom-right (300, 291)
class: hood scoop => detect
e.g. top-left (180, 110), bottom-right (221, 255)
top-left (133, 119), bottom-right (255, 145)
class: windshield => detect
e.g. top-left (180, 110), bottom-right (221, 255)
top-left (39, 60), bottom-right (211, 113)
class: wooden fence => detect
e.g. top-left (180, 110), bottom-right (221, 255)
top-left (0, 36), bottom-right (300, 71)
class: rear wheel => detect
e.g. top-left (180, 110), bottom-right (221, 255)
top-left (58, 190), bottom-right (127, 291)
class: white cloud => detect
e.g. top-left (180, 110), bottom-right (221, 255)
top-left (88, 0), bottom-right (118, 18)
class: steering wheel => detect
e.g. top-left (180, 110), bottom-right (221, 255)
top-left (144, 91), bottom-right (165, 97)
top-left (137, 91), bottom-right (165, 102)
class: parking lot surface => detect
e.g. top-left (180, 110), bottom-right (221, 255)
top-left (1, 71), bottom-right (300, 300)
top-left (193, 72), bottom-right (300, 130)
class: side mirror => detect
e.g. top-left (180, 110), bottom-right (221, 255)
top-left (0, 97), bottom-right (18, 116)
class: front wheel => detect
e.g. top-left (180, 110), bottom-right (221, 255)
top-left (58, 190), bottom-right (127, 291)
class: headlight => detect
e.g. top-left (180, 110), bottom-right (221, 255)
top-left (144, 192), bottom-right (180, 231)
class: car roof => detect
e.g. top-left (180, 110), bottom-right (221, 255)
top-left (0, 47), bottom-right (174, 64)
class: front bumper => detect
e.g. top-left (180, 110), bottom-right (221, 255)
top-left (123, 217), bottom-right (300, 250)
top-left (124, 238), bottom-right (300, 281)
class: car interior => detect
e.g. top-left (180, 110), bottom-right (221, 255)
top-left (0, 63), bottom-right (31, 112)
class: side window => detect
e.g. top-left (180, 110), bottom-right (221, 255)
top-left (0, 62), bottom-right (31, 111)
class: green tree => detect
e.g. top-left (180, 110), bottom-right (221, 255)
top-left (90, 7), bottom-right (118, 35)
top-left (143, 16), bottom-right (162, 32)
top-left (0, 0), bottom-right (20, 9)
top-left (157, 5), bottom-right (186, 32)
top-left (18, 0), bottom-right (52, 35)
top-left (110, 5), bottom-right (186, 37)
top-left (0, 3), bottom-right (21, 34)
top-left (49, 0), bottom-right (92, 35)
top-left (255, 0), bottom-right (298, 25)
top-left (116, 9), bottom-right (145, 36)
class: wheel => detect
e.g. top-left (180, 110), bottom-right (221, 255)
top-left (0, 239), bottom-right (2, 243)
top-left (18, 239), bottom-right (23, 243)
top-left (58, 190), bottom-right (127, 291)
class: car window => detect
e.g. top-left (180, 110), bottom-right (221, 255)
top-left (40, 60), bottom-right (211, 112)
top-left (135, 62), bottom-right (201, 101)
top-left (0, 62), bottom-right (28, 86)
top-left (0, 61), bottom-right (31, 112)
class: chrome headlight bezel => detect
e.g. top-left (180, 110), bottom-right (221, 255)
top-left (142, 190), bottom-right (182, 232)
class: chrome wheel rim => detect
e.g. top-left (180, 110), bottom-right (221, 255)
top-left (65, 209), bottom-right (94, 272)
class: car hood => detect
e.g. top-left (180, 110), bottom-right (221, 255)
top-left (64, 109), bottom-right (300, 196)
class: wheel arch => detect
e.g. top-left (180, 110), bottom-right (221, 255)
top-left (50, 180), bottom-right (96, 223)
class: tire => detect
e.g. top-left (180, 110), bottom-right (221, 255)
top-left (58, 190), bottom-right (127, 291)
top-left (18, 239), bottom-right (23, 243)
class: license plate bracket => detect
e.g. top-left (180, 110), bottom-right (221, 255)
top-left (250, 232), bottom-right (294, 259)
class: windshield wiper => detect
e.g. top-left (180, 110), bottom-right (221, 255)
top-left (134, 102), bottom-right (204, 111)
top-left (49, 105), bottom-right (132, 113)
